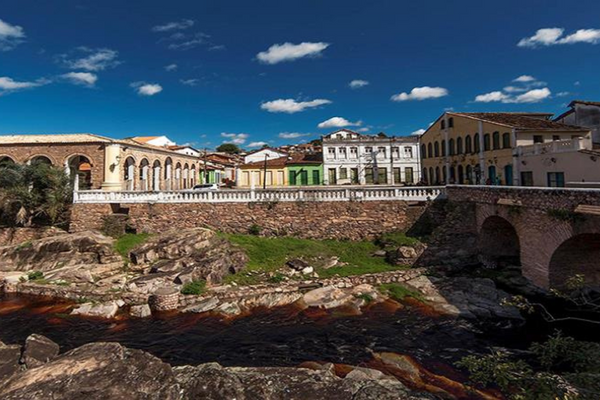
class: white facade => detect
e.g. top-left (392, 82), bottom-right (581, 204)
top-left (243, 148), bottom-right (287, 164)
top-left (143, 136), bottom-right (176, 147)
top-left (173, 146), bottom-right (201, 157)
top-left (322, 129), bottom-right (421, 185)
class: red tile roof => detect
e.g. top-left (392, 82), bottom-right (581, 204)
top-left (452, 112), bottom-right (588, 131)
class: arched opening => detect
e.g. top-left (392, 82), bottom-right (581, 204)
top-left (549, 234), bottom-right (600, 289)
top-left (29, 155), bottom-right (52, 166)
top-left (175, 162), bottom-right (182, 190)
top-left (457, 165), bottom-right (464, 184)
top-left (478, 216), bottom-right (520, 268)
top-left (139, 159), bottom-right (150, 191)
top-left (422, 168), bottom-right (428, 184)
top-left (164, 157), bottom-right (173, 190)
top-left (190, 165), bottom-right (196, 187)
top-left (124, 157), bottom-right (136, 190)
top-left (66, 155), bottom-right (93, 190)
top-left (435, 166), bottom-right (440, 184)
top-left (466, 165), bottom-right (473, 184)
top-left (183, 163), bottom-right (190, 189)
top-left (0, 156), bottom-right (15, 166)
top-left (428, 167), bottom-right (434, 186)
top-left (152, 160), bottom-right (162, 191)
top-left (449, 166), bottom-right (456, 184)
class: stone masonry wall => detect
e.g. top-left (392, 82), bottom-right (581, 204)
top-left (0, 227), bottom-right (68, 247)
top-left (70, 200), bottom-right (429, 240)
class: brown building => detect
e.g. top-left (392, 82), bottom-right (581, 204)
top-left (0, 133), bottom-right (201, 191)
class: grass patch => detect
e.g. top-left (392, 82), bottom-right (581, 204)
top-left (223, 234), bottom-right (407, 283)
top-left (27, 271), bottom-right (44, 281)
top-left (114, 233), bottom-right (152, 260)
top-left (16, 241), bottom-right (33, 252)
top-left (376, 232), bottom-right (421, 248)
top-left (181, 280), bottom-right (206, 295)
top-left (379, 283), bottom-right (423, 302)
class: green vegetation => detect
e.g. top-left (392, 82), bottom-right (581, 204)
top-left (379, 283), bottom-right (423, 302)
top-left (223, 234), bottom-right (409, 284)
top-left (114, 233), bottom-right (152, 259)
top-left (267, 273), bottom-right (286, 283)
top-left (181, 280), bottom-right (207, 295)
top-left (355, 293), bottom-right (374, 303)
top-left (15, 241), bottom-right (33, 251)
top-left (216, 143), bottom-right (241, 154)
top-left (376, 231), bottom-right (421, 248)
top-left (27, 271), bottom-right (44, 281)
top-left (248, 224), bottom-right (262, 235)
top-left (458, 332), bottom-right (600, 399)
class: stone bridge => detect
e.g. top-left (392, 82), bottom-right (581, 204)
top-left (446, 185), bottom-right (600, 289)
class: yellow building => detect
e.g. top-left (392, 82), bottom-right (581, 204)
top-left (238, 156), bottom-right (288, 187)
top-left (419, 112), bottom-right (590, 186)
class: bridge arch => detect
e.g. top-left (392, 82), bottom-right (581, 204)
top-left (549, 233), bottom-right (600, 288)
top-left (478, 215), bottom-right (520, 267)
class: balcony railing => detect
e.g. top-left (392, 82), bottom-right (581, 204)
top-left (73, 186), bottom-right (446, 204)
top-left (515, 137), bottom-right (591, 157)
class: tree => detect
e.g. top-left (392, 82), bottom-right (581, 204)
top-left (0, 162), bottom-right (72, 227)
top-left (216, 143), bottom-right (241, 154)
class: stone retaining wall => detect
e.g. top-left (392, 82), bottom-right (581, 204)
top-left (70, 200), bottom-right (429, 240)
top-left (0, 227), bottom-right (68, 247)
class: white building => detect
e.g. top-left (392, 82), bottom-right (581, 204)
top-left (243, 147), bottom-right (287, 164)
top-left (321, 129), bottom-right (421, 185)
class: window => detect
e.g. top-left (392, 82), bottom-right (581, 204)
top-left (547, 172), bottom-right (565, 187)
top-left (474, 134), bottom-right (480, 153)
top-left (377, 146), bottom-right (386, 158)
top-left (339, 147), bottom-right (347, 159)
top-left (299, 170), bottom-right (308, 185)
top-left (327, 147), bottom-right (336, 159)
top-left (421, 144), bottom-right (426, 159)
top-left (465, 135), bottom-right (472, 153)
top-left (533, 135), bottom-right (544, 144)
top-left (328, 168), bottom-right (337, 184)
top-left (441, 141), bottom-right (446, 157)
top-left (404, 146), bottom-right (413, 158)
top-left (492, 131), bottom-right (500, 150)
top-left (484, 134), bottom-right (491, 151)
top-left (422, 168), bottom-right (428, 184)
top-left (456, 137), bottom-right (463, 154)
top-left (339, 168), bottom-right (348, 180)
top-left (552, 135), bottom-right (560, 141)
top-left (441, 120), bottom-right (445, 129)
top-left (350, 147), bottom-right (358, 158)
top-left (448, 138), bottom-right (455, 155)
top-left (312, 170), bottom-right (320, 185)
top-left (448, 117), bottom-right (454, 128)
top-left (427, 143), bottom-right (433, 158)
top-left (521, 171), bottom-right (534, 186)
top-left (502, 132), bottom-right (511, 148)
top-left (365, 168), bottom-right (374, 184)
top-left (350, 168), bottom-right (359, 184)
top-left (405, 167), bottom-right (414, 183)
top-left (393, 167), bottom-right (401, 183)
top-left (434, 142), bottom-right (440, 157)
top-left (392, 147), bottom-right (400, 159)
top-left (289, 170), bottom-right (297, 185)
top-left (365, 146), bottom-right (373, 154)
top-left (377, 167), bottom-right (388, 184)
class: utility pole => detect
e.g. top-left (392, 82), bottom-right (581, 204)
top-left (262, 153), bottom-right (269, 190)
top-left (203, 148), bottom-right (208, 184)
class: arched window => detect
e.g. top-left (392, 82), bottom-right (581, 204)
top-left (448, 117), bottom-right (454, 128)
top-left (449, 166), bottom-right (456, 183)
top-left (29, 155), bottom-right (52, 165)
top-left (484, 134), bottom-right (491, 151)
top-left (441, 120), bottom-right (446, 129)
top-left (139, 159), bottom-right (150, 191)
top-left (466, 165), bottom-right (473, 184)
top-left (474, 134), bottom-right (480, 153)
top-left (457, 165), bottom-right (464, 184)
top-left (124, 157), bottom-right (136, 190)
top-left (456, 137), bottom-right (463, 154)
top-left (441, 140), bottom-right (446, 157)
top-left (434, 141), bottom-right (440, 157)
top-left (502, 132), bottom-right (511, 149)
top-left (465, 135), bottom-right (472, 153)
top-left (429, 167), bottom-right (434, 185)
top-left (492, 131), bottom-right (500, 150)
top-left (422, 168), bottom-right (428, 184)
top-left (421, 144), bottom-right (427, 159)
top-left (448, 139), bottom-right (455, 155)
top-left (0, 156), bottom-right (15, 165)
top-left (435, 167), bottom-right (440, 184)
top-left (427, 143), bottom-right (433, 158)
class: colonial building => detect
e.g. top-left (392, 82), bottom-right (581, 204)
top-left (419, 112), bottom-right (591, 186)
top-left (286, 154), bottom-right (323, 186)
top-left (0, 134), bottom-right (201, 191)
top-left (321, 130), bottom-right (420, 185)
top-left (238, 156), bottom-right (288, 187)
top-left (243, 147), bottom-right (287, 164)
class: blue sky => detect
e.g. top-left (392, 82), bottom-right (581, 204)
top-left (1, 0), bottom-right (600, 149)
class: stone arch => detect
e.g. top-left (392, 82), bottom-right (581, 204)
top-left (190, 164), bottom-right (197, 187)
top-left (183, 163), bottom-right (190, 189)
top-left (152, 160), bottom-right (162, 191)
top-left (549, 234), bottom-right (600, 288)
top-left (28, 155), bottom-right (54, 165)
top-left (124, 156), bottom-right (136, 190)
top-left (164, 157), bottom-right (173, 190)
top-left (478, 216), bottom-right (520, 268)
top-left (0, 155), bottom-right (16, 165)
top-left (139, 158), bottom-right (150, 191)
top-left (65, 154), bottom-right (93, 190)
top-left (175, 162), bottom-right (182, 190)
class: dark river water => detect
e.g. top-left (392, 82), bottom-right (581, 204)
top-left (0, 293), bottom-right (534, 372)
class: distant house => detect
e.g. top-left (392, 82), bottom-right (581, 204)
top-left (238, 156), bottom-right (288, 187)
top-left (168, 145), bottom-right (201, 157)
top-left (243, 147), bottom-right (287, 164)
top-left (286, 153), bottom-right (323, 186)
top-left (554, 100), bottom-right (600, 145)
top-left (322, 129), bottom-right (420, 185)
top-left (131, 136), bottom-right (176, 147)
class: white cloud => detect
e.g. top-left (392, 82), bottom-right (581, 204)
top-left (58, 47), bottom-right (120, 71)
top-left (513, 75), bottom-right (536, 83)
top-left (391, 86), bottom-right (448, 101)
top-left (556, 91), bottom-right (570, 97)
top-left (0, 18), bottom-right (25, 51)
top-left (256, 42), bottom-right (329, 64)
top-left (247, 141), bottom-right (268, 148)
top-left (260, 98), bottom-right (331, 113)
top-left (130, 82), bottom-right (163, 96)
top-left (152, 19), bottom-right (194, 32)
top-left (411, 129), bottom-right (426, 136)
top-left (61, 72), bottom-right (97, 87)
top-left (349, 79), bottom-right (369, 89)
top-left (317, 117), bottom-right (362, 129)
top-left (503, 86), bottom-right (527, 93)
top-left (167, 32), bottom-right (211, 50)
top-left (474, 91), bottom-right (510, 103)
top-left (0, 77), bottom-right (50, 95)
top-left (518, 28), bottom-right (600, 47)
top-left (278, 132), bottom-right (311, 139)
top-left (512, 88), bottom-right (551, 103)
top-left (180, 78), bottom-right (200, 86)
top-left (221, 132), bottom-right (249, 145)
top-left (165, 63), bottom-right (178, 71)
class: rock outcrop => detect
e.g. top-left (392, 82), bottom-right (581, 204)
top-left (0, 339), bottom-right (435, 400)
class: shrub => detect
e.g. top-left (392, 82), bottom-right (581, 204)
top-left (114, 233), bottom-right (151, 259)
top-left (268, 273), bottom-right (285, 283)
top-left (248, 224), bottom-right (262, 235)
top-left (181, 280), bottom-right (206, 295)
top-left (379, 283), bottom-right (423, 301)
top-left (27, 271), bottom-right (44, 281)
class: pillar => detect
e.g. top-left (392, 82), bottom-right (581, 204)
top-left (101, 143), bottom-right (123, 191)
